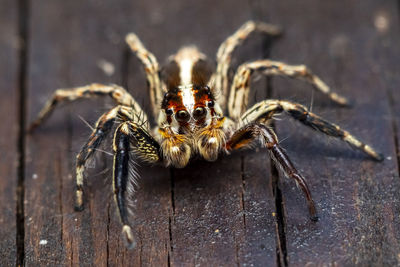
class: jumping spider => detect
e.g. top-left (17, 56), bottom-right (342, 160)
top-left (29, 21), bottom-right (383, 248)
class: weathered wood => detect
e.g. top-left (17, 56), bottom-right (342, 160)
top-left (25, 1), bottom-right (139, 265)
top-left (265, 0), bottom-right (400, 265)
top-left (15, 0), bottom-right (400, 265)
top-left (0, 0), bottom-right (18, 265)
top-left (139, 1), bottom-right (278, 266)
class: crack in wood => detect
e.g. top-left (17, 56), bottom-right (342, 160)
top-left (56, 150), bottom-right (64, 246)
top-left (384, 1), bottom-right (400, 185)
top-left (167, 249), bottom-right (171, 267)
top-left (272, 167), bottom-right (288, 267)
top-left (170, 169), bottom-right (176, 215)
top-left (106, 202), bottom-right (111, 267)
top-left (16, 0), bottom-right (29, 265)
top-left (261, 30), bottom-right (289, 266)
top-left (240, 155), bottom-right (247, 229)
top-left (168, 168), bottom-right (175, 265)
top-left (386, 89), bottom-right (400, 180)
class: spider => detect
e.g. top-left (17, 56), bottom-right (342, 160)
top-left (29, 21), bottom-right (383, 248)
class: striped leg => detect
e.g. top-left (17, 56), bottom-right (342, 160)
top-left (112, 122), bottom-right (160, 248)
top-left (75, 105), bottom-right (150, 211)
top-left (212, 21), bottom-right (282, 108)
top-left (28, 83), bottom-right (141, 132)
top-left (226, 123), bottom-right (318, 221)
top-left (228, 60), bottom-right (351, 120)
top-left (241, 99), bottom-right (383, 161)
top-left (75, 106), bottom-right (119, 210)
top-left (126, 33), bottom-right (164, 118)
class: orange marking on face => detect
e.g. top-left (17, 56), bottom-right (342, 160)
top-left (167, 90), bottom-right (186, 111)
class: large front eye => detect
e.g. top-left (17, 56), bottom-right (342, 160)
top-left (176, 110), bottom-right (190, 122)
top-left (165, 108), bottom-right (173, 115)
top-left (193, 107), bottom-right (207, 120)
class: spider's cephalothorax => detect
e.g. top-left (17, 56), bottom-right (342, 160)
top-left (157, 46), bottom-right (227, 167)
top-left (29, 21), bottom-right (383, 248)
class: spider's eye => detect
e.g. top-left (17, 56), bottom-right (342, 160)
top-left (165, 108), bottom-right (173, 115)
top-left (193, 107), bottom-right (207, 120)
top-left (176, 110), bottom-right (190, 122)
top-left (207, 100), bottom-right (214, 108)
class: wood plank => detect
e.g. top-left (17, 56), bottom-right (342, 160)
top-left (145, 1), bottom-right (278, 265)
top-left (0, 0), bottom-right (18, 265)
top-left (25, 1), bottom-right (171, 265)
top-left (375, 0), bottom-right (400, 203)
top-left (21, 0), bottom-right (400, 265)
top-left (265, 0), bottom-right (400, 265)
top-left (118, 0), bottom-right (279, 265)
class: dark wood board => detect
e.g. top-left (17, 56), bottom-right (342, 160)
top-left (0, 0), bottom-right (18, 266)
top-left (265, 0), bottom-right (400, 265)
top-left (0, 0), bottom-right (397, 265)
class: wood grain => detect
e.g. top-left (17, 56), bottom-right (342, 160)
top-left (267, 0), bottom-right (400, 265)
top-left (0, 0), bottom-right (397, 265)
top-left (0, 0), bottom-right (18, 266)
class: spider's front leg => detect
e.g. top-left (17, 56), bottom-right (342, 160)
top-left (28, 83), bottom-right (141, 132)
top-left (112, 121), bottom-right (161, 248)
top-left (228, 60), bottom-right (350, 120)
top-left (226, 123), bottom-right (318, 221)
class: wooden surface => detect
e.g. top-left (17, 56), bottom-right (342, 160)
top-left (1, 0), bottom-right (399, 266)
top-left (0, 1), bottom-right (18, 266)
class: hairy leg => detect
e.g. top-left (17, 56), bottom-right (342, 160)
top-left (241, 99), bottom-right (383, 161)
top-left (112, 121), bottom-right (160, 248)
top-left (226, 123), bottom-right (318, 220)
top-left (28, 83), bottom-right (141, 132)
top-left (75, 105), bottom-right (150, 211)
top-left (212, 21), bottom-right (282, 108)
top-left (228, 60), bottom-right (350, 120)
top-left (126, 33), bottom-right (165, 118)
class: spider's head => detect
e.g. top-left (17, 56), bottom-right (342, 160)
top-left (159, 84), bottom-right (220, 133)
top-left (158, 46), bottom-right (222, 133)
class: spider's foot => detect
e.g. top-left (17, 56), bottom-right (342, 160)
top-left (373, 152), bottom-right (384, 162)
top-left (26, 121), bottom-right (40, 134)
top-left (330, 92), bottom-right (353, 107)
top-left (307, 200), bottom-right (318, 222)
top-left (341, 97), bottom-right (354, 107)
top-left (74, 188), bottom-right (84, 212)
top-left (122, 225), bottom-right (136, 249)
top-left (310, 215), bottom-right (319, 222)
top-left (74, 204), bottom-right (84, 212)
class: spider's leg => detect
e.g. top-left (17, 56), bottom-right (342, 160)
top-left (28, 83), bottom-right (141, 132)
top-left (113, 123), bottom-right (134, 247)
top-left (228, 60), bottom-right (350, 120)
top-left (212, 21), bottom-right (282, 108)
top-left (126, 33), bottom-right (164, 118)
top-left (226, 123), bottom-right (318, 221)
top-left (241, 99), bottom-right (383, 161)
top-left (74, 106), bottom-right (123, 210)
top-left (113, 121), bottom-right (160, 248)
